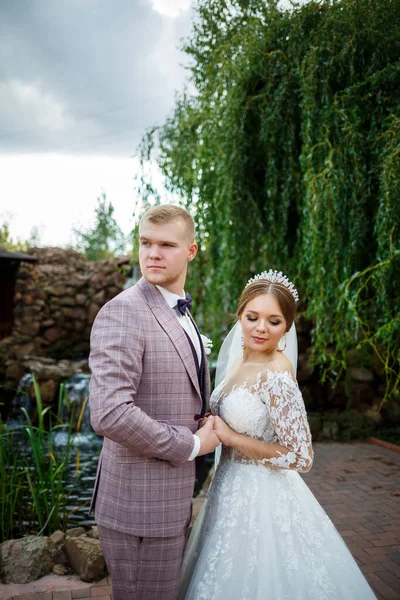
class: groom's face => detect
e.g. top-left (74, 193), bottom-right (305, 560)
top-left (139, 219), bottom-right (198, 294)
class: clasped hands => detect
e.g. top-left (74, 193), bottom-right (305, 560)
top-left (195, 413), bottom-right (238, 457)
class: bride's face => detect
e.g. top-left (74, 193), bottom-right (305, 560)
top-left (240, 293), bottom-right (287, 355)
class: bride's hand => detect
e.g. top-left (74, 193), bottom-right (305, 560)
top-left (213, 416), bottom-right (239, 447)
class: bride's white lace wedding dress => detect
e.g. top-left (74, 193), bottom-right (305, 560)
top-left (179, 369), bottom-right (376, 599)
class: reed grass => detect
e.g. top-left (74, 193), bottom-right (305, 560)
top-left (0, 377), bottom-right (89, 540)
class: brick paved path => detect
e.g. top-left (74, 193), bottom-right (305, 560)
top-left (1, 441), bottom-right (399, 600)
top-left (303, 442), bottom-right (400, 600)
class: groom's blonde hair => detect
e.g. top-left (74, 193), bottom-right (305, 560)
top-left (139, 204), bottom-right (195, 243)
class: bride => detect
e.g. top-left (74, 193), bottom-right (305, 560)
top-left (179, 270), bottom-right (376, 599)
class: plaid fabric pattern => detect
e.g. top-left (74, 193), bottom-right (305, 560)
top-left (98, 524), bottom-right (187, 600)
top-left (89, 278), bottom-right (210, 538)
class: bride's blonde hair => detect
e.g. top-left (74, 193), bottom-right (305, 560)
top-left (237, 280), bottom-right (296, 332)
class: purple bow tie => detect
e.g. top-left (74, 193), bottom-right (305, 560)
top-left (176, 293), bottom-right (192, 316)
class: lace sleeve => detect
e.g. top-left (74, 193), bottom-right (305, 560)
top-left (260, 372), bottom-right (313, 472)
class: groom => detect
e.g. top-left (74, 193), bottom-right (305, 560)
top-left (88, 204), bottom-right (219, 600)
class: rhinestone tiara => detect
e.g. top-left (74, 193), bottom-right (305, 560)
top-left (246, 269), bottom-right (299, 303)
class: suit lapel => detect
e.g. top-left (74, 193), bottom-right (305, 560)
top-left (188, 311), bottom-right (211, 413)
top-left (137, 278), bottom-right (202, 399)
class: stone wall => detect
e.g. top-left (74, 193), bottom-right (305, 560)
top-left (0, 247), bottom-right (132, 406)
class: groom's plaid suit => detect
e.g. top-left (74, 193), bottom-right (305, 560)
top-left (89, 277), bottom-right (210, 598)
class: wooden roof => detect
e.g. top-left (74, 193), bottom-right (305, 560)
top-left (0, 248), bottom-right (38, 262)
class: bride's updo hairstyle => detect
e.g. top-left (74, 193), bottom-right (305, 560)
top-left (237, 280), bottom-right (296, 333)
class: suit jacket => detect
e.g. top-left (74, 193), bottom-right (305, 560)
top-left (88, 277), bottom-right (210, 537)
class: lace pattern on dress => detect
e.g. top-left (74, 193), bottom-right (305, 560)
top-left (210, 370), bottom-right (313, 472)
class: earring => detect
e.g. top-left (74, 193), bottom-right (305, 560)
top-left (279, 334), bottom-right (287, 352)
top-left (241, 335), bottom-right (244, 350)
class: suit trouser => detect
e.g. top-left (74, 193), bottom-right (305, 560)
top-left (98, 524), bottom-right (187, 600)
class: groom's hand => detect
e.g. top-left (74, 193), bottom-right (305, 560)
top-left (195, 416), bottom-right (220, 456)
top-left (197, 412), bottom-right (212, 429)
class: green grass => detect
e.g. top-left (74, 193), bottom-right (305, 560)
top-left (0, 377), bottom-right (88, 540)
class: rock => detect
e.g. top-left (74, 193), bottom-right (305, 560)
top-left (73, 307), bottom-right (87, 321)
top-left (43, 327), bottom-right (64, 343)
top-left (90, 526), bottom-right (99, 539)
top-left (348, 382), bottom-right (374, 407)
top-left (34, 289), bottom-right (47, 300)
top-left (23, 357), bottom-right (83, 381)
top-left (66, 527), bottom-right (86, 538)
top-left (90, 273), bottom-right (107, 288)
top-left (64, 535), bottom-right (106, 582)
top-left (76, 293), bottom-right (87, 305)
top-left (321, 420), bottom-right (340, 441)
top-left (70, 274), bottom-right (89, 288)
top-left (50, 530), bottom-right (65, 553)
top-left (0, 536), bottom-right (53, 584)
top-left (93, 290), bottom-right (105, 304)
top-left (74, 320), bottom-right (86, 332)
top-left (42, 319), bottom-right (55, 327)
top-left (20, 321), bottom-right (40, 336)
top-left (38, 379), bottom-right (57, 405)
top-left (53, 563), bottom-right (69, 576)
top-left (60, 296), bottom-right (75, 306)
top-left (112, 272), bottom-right (126, 287)
top-left (49, 530), bottom-right (67, 565)
top-left (363, 408), bottom-right (382, 425)
top-left (5, 361), bottom-right (24, 384)
top-left (107, 285), bottom-right (120, 297)
top-left (14, 343), bottom-right (34, 359)
top-left (349, 368), bottom-right (374, 383)
top-left (46, 285), bottom-right (65, 296)
top-left (88, 303), bottom-right (101, 323)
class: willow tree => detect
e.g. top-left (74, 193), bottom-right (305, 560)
top-left (137, 0), bottom-right (400, 401)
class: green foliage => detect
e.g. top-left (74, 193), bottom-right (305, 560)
top-left (375, 426), bottom-right (400, 445)
top-left (136, 0), bottom-right (400, 402)
top-left (73, 192), bottom-right (129, 260)
top-left (0, 221), bottom-right (41, 252)
top-left (332, 410), bottom-right (375, 442)
top-left (0, 423), bottom-right (27, 541)
top-left (0, 379), bottom-right (87, 539)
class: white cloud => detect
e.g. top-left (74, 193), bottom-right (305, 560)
top-left (150, 0), bottom-right (191, 18)
top-left (0, 79), bottom-right (102, 152)
top-left (8, 79), bottom-right (70, 130)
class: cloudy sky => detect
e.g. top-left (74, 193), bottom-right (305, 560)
top-left (0, 0), bottom-right (194, 246)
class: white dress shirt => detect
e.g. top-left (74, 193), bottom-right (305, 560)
top-left (156, 285), bottom-right (201, 461)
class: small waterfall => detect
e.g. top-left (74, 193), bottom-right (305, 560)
top-left (8, 373), bottom-right (35, 430)
top-left (123, 265), bottom-right (139, 289)
top-left (53, 373), bottom-right (102, 449)
top-left (62, 374), bottom-right (92, 433)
